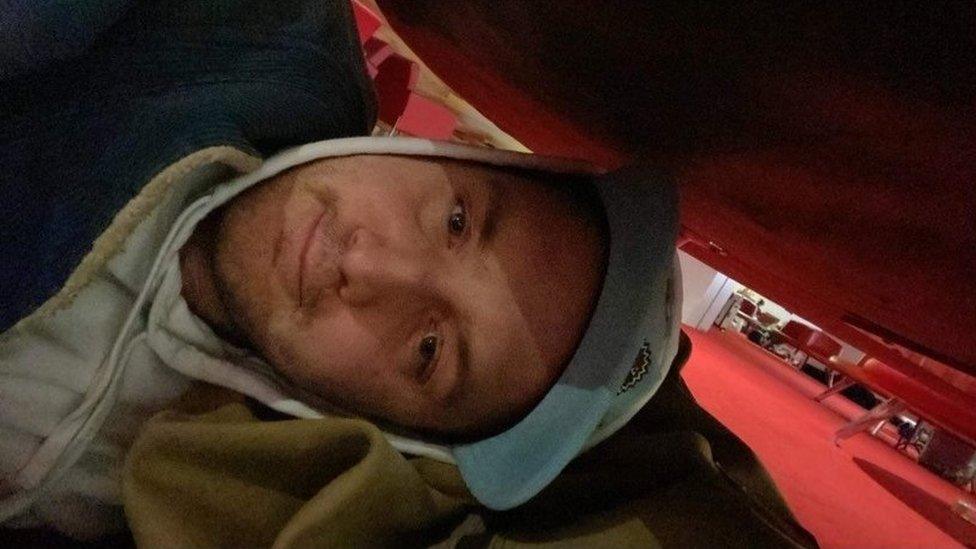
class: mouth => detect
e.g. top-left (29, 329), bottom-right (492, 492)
top-left (297, 210), bottom-right (326, 305)
top-left (296, 204), bottom-right (343, 308)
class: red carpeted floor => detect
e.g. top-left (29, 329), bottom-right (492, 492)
top-left (680, 328), bottom-right (976, 549)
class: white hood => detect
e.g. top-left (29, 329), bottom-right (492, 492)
top-left (144, 137), bottom-right (603, 463)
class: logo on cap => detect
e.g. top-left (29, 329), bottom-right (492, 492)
top-left (617, 341), bottom-right (651, 395)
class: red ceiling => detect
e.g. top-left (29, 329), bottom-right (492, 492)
top-left (376, 2), bottom-right (976, 379)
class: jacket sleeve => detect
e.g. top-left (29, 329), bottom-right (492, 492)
top-left (122, 367), bottom-right (819, 548)
top-left (123, 401), bottom-right (471, 548)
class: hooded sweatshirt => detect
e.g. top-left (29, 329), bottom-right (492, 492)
top-left (0, 0), bottom-right (374, 537)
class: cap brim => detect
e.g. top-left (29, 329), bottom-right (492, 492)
top-left (452, 165), bottom-right (678, 509)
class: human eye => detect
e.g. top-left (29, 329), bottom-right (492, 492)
top-left (416, 332), bottom-right (441, 383)
top-left (447, 199), bottom-right (468, 241)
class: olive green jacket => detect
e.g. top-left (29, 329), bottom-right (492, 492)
top-left (121, 335), bottom-right (818, 548)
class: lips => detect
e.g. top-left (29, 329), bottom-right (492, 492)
top-left (297, 209), bottom-right (327, 303)
top-left (296, 205), bottom-right (344, 308)
top-left (271, 196), bottom-right (336, 310)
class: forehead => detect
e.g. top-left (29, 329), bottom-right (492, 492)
top-left (485, 177), bottom-right (607, 367)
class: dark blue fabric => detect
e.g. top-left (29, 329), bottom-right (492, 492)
top-left (0, 0), bottom-right (377, 331)
top-left (0, 0), bottom-right (134, 80)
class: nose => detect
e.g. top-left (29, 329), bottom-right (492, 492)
top-left (338, 227), bottom-right (434, 306)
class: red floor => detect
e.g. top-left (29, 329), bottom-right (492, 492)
top-left (681, 328), bottom-right (976, 549)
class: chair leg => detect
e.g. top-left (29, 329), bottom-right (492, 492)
top-left (834, 398), bottom-right (907, 446)
top-left (814, 376), bottom-right (856, 402)
top-left (790, 350), bottom-right (807, 369)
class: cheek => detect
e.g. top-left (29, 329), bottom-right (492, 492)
top-left (214, 183), bottom-right (291, 334)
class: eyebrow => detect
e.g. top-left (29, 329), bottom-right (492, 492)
top-left (479, 182), bottom-right (502, 249)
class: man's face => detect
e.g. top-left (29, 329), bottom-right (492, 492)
top-left (208, 155), bottom-right (606, 434)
